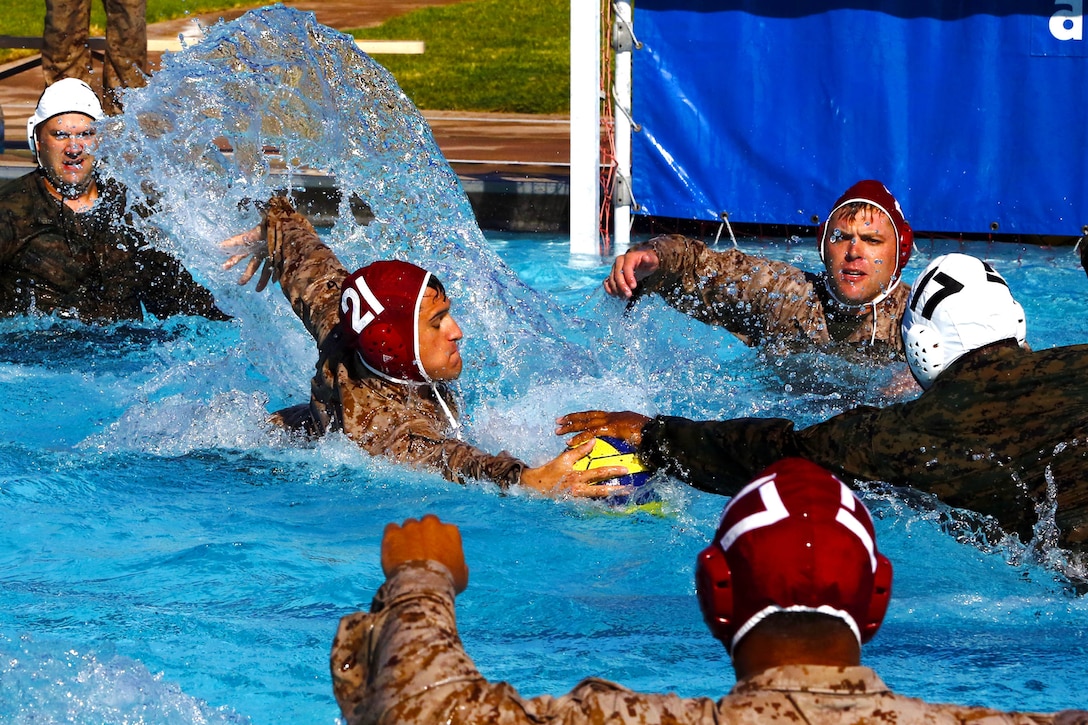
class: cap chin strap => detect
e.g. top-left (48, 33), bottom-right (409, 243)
top-left (41, 167), bottom-right (97, 201)
top-left (731, 604), bottom-right (862, 653)
top-left (823, 273), bottom-right (901, 346)
top-left (356, 351), bottom-right (461, 437)
top-left (429, 383), bottom-right (461, 437)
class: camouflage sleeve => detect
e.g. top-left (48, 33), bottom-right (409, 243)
top-left (638, 408), bottom-right (899, 497)
top-left (639, 415), bottom-right (806, 495)
top-left (790, 406), bottom-right (907, 485)
top-left (637, 234), bottom-right (816, 346)
top-left (361, 416), bottom-right (526, 488)
top-left (265, 196), bottom-right (348, 347)
top-left (134, 247), bottom-right (231, 321)
top-left (0, 207), bottom-right (17, 262)
top-left (339, 372), bottom-right (526, 489)
top-left (0, 178), bottom-right (32, 263)
top-left (435, 439), bottom-right (526, 488)
top-left (331, 560), bottom-right (719, 725)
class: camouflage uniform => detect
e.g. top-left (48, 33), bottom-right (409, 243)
top-left (43, 0), bottom-right (147, 114)
top-left (636, 235), bottom-right (909, 359)
top-left (330, 560), bottom-right (1066, 725)
top-left (0, 171), bottom-right (228, 322)
top-left (262, 198), bottom-right (525, 487)
top-left (640, 341), bottom-right (1088, 554)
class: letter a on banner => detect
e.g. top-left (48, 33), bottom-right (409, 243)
top-left (1051, 0), bottom-right (1083, 41)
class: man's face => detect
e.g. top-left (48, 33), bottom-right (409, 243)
top-left (417, 286), bottom-right (463, 381)
top-left (822, 207), bottom-right (899, 306)
top-left (36, 113), bottom-right (98, 198)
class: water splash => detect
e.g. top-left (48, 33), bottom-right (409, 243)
top-left (3, 239), bottom-right (1087, 719)
top-left (89, 5), bottom-right (888, 456)
top-left (0, 634), bottom-right (247, 724)
top-left (96, 4), bottom-right (597, 405)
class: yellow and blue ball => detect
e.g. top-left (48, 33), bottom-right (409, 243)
top-left (572, 436), bottom-right (653, 501)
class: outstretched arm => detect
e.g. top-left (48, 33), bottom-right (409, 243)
top-left (555, 410), bottom-right (651, 448)
top-left (603, 245), bottom-right (660, 299)
top-left (520, 438), bottom-right (635, 498)
top-left (221, 196), bottom-right (347, 345)
top-left (330, 516), bottom-right (719, 725)
top-left (380, 515), bottom-right (469, 593)
top-left (619, 235), bottom-right (816, 347)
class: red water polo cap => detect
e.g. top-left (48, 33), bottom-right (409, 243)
top-left (695, 458), bottom-right (892, 653)
top-left (339, 260), bottom-right (432, 384)
top-left (818, 180), bottom-right (914, 284)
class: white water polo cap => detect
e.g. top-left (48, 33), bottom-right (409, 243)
top-left (27, 78), bottom-right (105, 159)
top-left (902, 254), bottom-right (1026, 389)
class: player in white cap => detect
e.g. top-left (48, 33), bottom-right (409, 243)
top-left (560, 254), bottom-right (1088, 566)
top-left (0, 79), bottom-right (227, 322)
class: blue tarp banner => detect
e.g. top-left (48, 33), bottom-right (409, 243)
top-left (631, 1), bottom-right (1088, 236)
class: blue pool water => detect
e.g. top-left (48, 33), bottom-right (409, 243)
top-left (2, 5), bottom-right (1087, 722)
top-left (2, 235), bottom-right (1087, 723)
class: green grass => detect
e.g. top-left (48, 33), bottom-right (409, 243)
top-left (1, 0), bottom-right (571, 114)
top-left (351, 0), bottom-right (570, 114)
top-left (0, 0), bottom-right (258, 62)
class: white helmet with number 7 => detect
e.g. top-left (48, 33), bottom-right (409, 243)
top-left (901, 254), bottom-right (1026, 389)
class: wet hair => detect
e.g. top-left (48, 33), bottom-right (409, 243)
top-left (830, 201), bottom-right (888, 226)
top-left (762, 610), bottom-right (851, 630)
top-left (427, 275), bottom-right (448, 300)
top-left (745, 610), bottom-right (857, 645)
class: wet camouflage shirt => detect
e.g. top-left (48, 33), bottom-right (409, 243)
top-left (641, 341), bottom-right (1088, 553)
top-left (638, 234), bottom-right (909, 360)
top-left (264, 197), bottom-right (525, 487)
top-left (330, 560), bottom-right (1064, 725)
top-left (0, 171), bottom-right (227, 322)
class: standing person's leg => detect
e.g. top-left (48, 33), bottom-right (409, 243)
top-left (42, 0), bottom-right (94, 86)
top-left (102, 0), bottom-right (148, 114)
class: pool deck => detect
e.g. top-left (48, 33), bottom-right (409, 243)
top-left (0, 0), bottom-right (572, 232)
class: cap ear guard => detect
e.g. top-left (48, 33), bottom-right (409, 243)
top-left (695, 542), bottom-right (735, 649)
top-left (902, 254), bottom-right (1027, 389)
top-left (1013, 300), bottom-right (1027, 346)
top-left (862, 553), bottom-right (893, 643)
top-left (903, 322), bottom-right (946, 389)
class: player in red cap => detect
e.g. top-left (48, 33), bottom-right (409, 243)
top-left (694, 458), bottom-right (891, 660)
top-left (221, 195), bottom-right (627, 496)
top-left (327, 458), bottom-right (1083, 724)
top-left (603, 180), bottom-right (913, 359)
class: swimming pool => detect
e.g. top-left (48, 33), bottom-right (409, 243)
top-left (2, 5), bottom-right (1086, 722)
top-left (2, 233), bottom-right (1086, 723)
